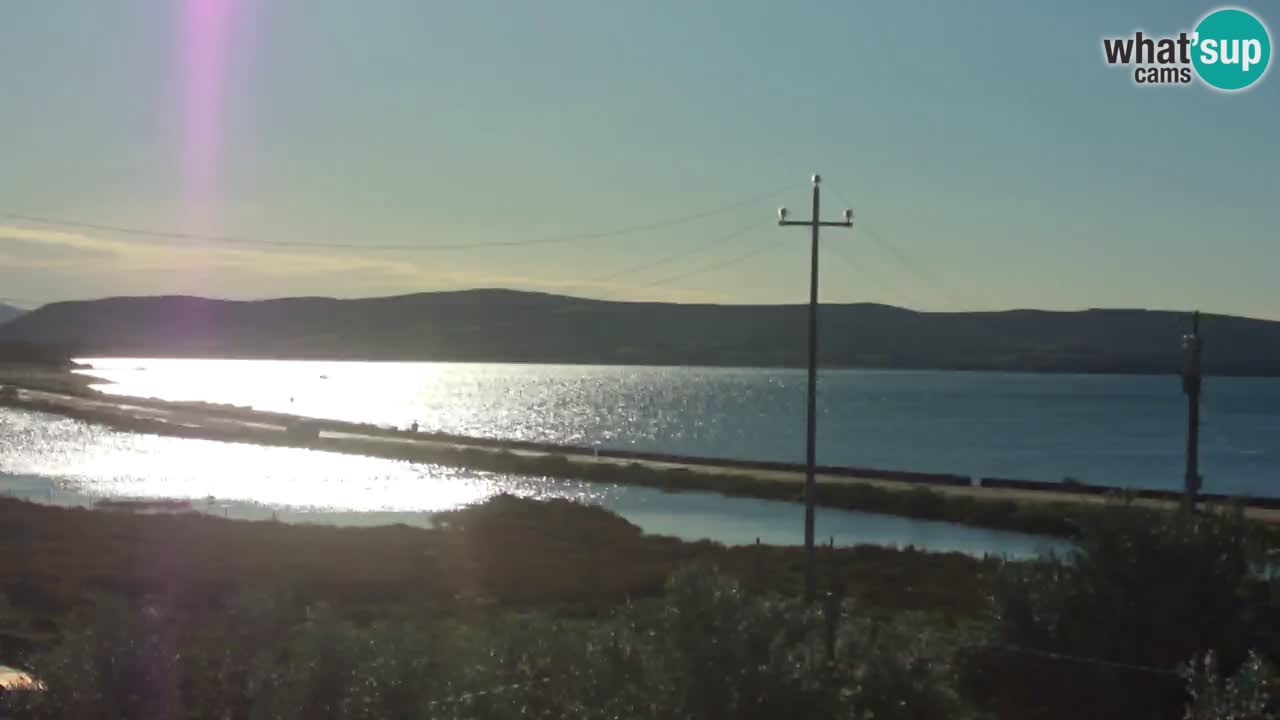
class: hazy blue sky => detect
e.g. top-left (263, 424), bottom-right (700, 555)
top-left (2, 1), bottom-right (1277, 317)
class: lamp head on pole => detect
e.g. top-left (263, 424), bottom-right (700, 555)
top-left (777, 207), bottom-right (789, 223)
top-left (812, 174), bottom-right (822, 186)
top-left (843, 208), bottom-right (853, 224)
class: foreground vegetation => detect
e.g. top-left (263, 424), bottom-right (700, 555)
top-left (1, 569), bottom-right (984, 720)
top-left (0, 495), bottom-right (995, 647)
top-left (2, 495), bottom-right (1279, 718)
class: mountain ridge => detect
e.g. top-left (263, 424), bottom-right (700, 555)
top-left (1, 290), bottom-right (1276, 375)
top-left (0, 303), bottom-right (25, 325)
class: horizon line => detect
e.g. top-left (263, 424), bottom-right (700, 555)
top-left (3, 288), bottom-right (1250, 322)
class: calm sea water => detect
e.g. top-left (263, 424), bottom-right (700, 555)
top-left (79, 359), bottom-right (1280, 497)
top-left (0, 408), bottom-right (1055, 557)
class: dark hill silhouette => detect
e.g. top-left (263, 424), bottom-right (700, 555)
top-left (0, 302), bottom-right (24, 325)
top-left (1, 289), bottom-right (1277, 375)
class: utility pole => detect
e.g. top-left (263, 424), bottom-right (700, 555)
top-left (1181, 310), bottom-right (1203, 511)
top-left (778, 174), bottom-right (853, 601)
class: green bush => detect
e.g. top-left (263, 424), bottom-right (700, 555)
top-left (0, 599), bottom-right (182, 720)
top-left (966, 504), bottom-right (1279, 720)
top-left (1, 568), bottom-right (979, 720)
top-left (1181, 650), bottom-right (1279, 720)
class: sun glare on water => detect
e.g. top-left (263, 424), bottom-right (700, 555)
top-left (0, 409), bottom-right (601, 513)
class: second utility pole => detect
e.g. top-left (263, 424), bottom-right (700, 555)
top-left (778, 173), bottom-right (853, 601)
top-left (1182, 310), bottom-right (1204, 511)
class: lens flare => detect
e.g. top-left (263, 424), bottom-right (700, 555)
top-left (182, 0), bottom-right (235, 232)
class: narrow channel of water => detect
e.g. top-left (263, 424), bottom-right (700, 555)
top-left (0, 408), bottom-right (1061, 558)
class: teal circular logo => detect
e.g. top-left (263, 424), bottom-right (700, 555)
top-left (1192, 8), bottom-right (1271, 91)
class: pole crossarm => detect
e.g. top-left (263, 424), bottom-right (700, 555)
top-left (780, 220), bottom-right (853, 228)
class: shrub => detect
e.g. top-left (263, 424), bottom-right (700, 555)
top-left (0, 598), bottom-right (183, 720)
top-left (967, 504), bottom-right (1278, 720)
top-left (1182, 650), bottom-right (1279, 720)
top-left (2, 567), bottom-right (979, 720)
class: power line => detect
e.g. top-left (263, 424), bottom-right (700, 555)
top-left (590, 219), bottom-right (766, 284)
top-left (986, 643), bottom-right (1179, 677)
top-left (384, 640), bottom-right (1180, 714)
top-left (828, 189), bottom-right (970, 309)
top-left (392, 643), bottom-right (1182, 710)
top-left (357, 636), bottom-right (1180, 712)
top-left (827, 241), bottom-right (917, 309)
top-left (858, 220), bottom-right (970, 309)
top-left (0, 183), bottom-right (799, 253)
top-left (425, 675), bottom-right (557, 709)
top-left (636, 229), bottom-right (777, 289)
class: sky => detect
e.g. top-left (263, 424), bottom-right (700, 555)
top-left (1, 0), bottom-right (1278, 317)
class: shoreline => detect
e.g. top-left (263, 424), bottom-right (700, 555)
top-left (68, 354), bottom-right (1280, 379)
top-left (4, 367), bottom-right (1278, 538)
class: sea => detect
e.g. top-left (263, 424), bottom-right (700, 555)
top-left (4, 358), bottom-right (1277, 556)
top-left (78, 359), bottom-right (1280, 494)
